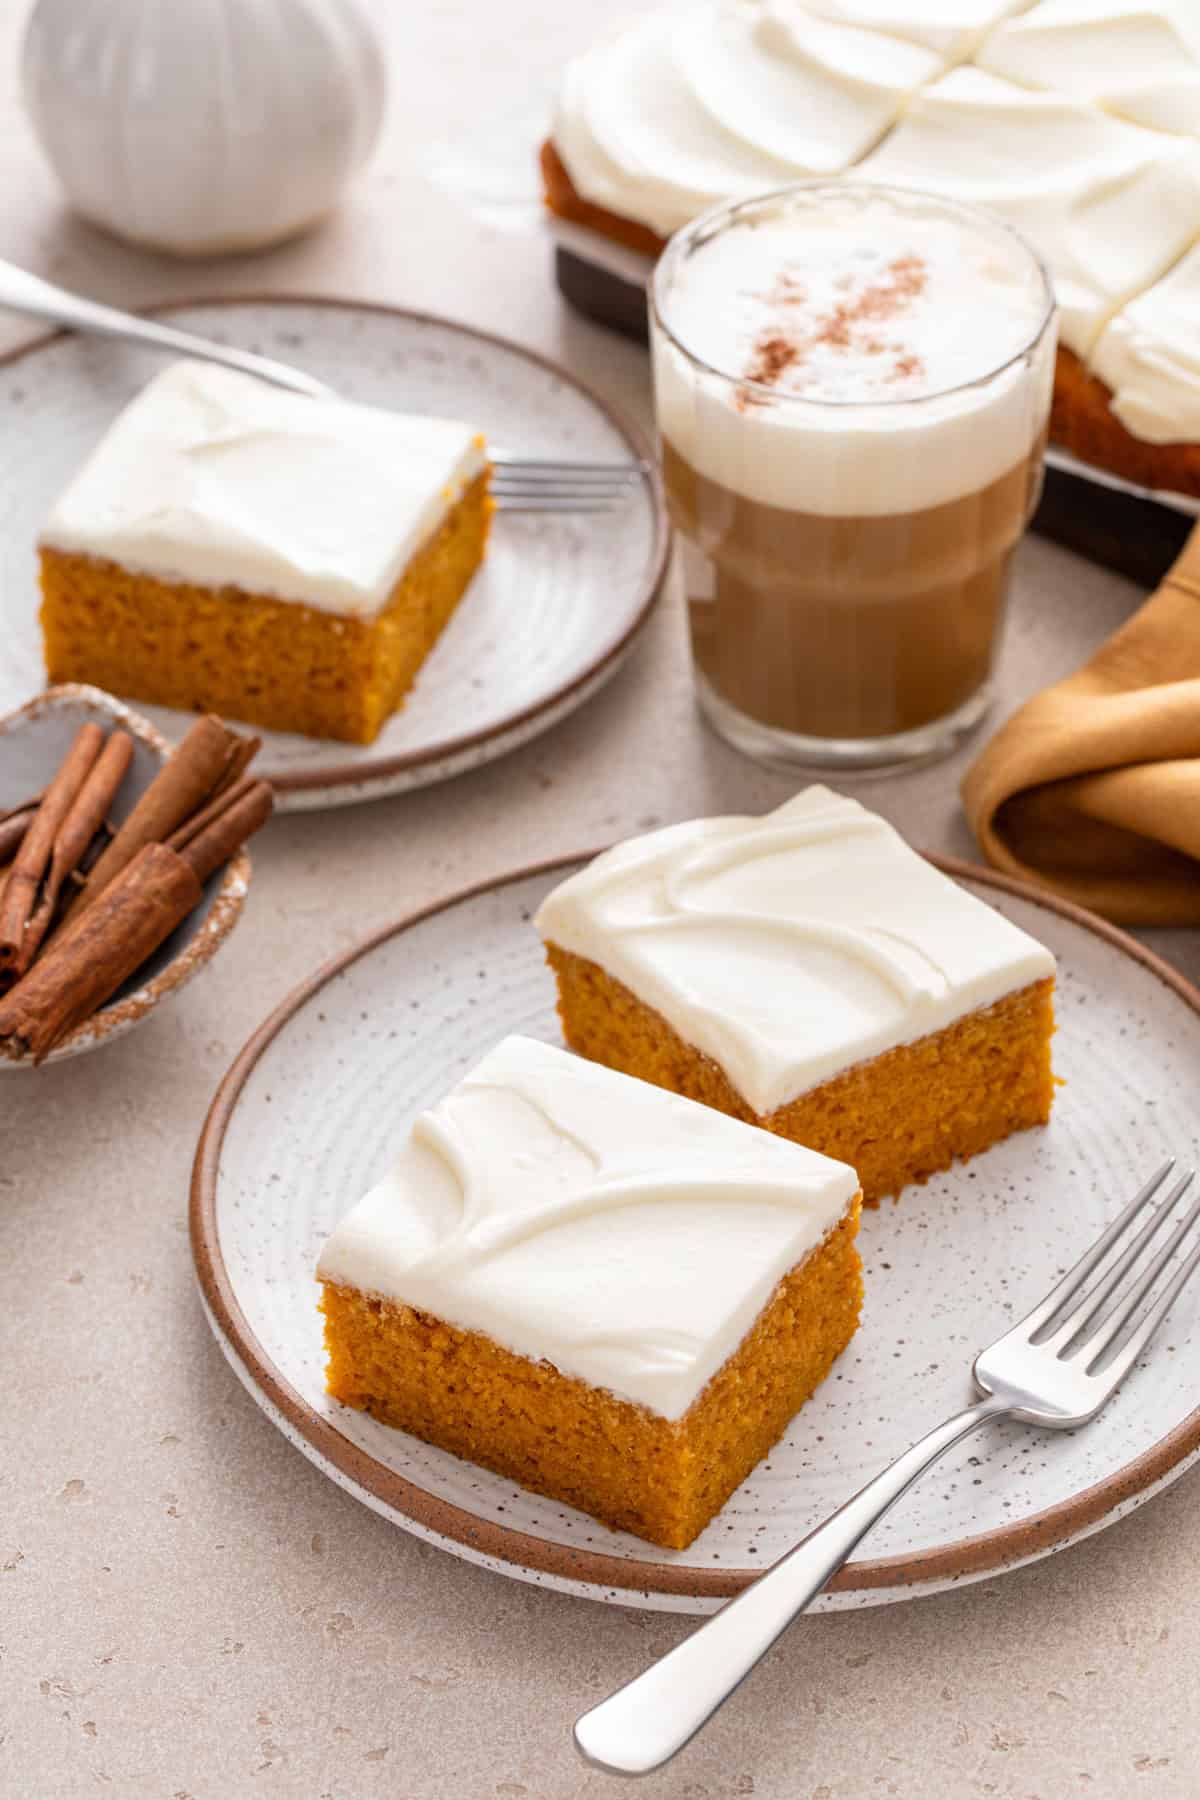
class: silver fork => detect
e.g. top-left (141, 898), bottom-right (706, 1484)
top-left (0, 257), bottom-right (645, 513)
top-left (576, 1159), bottom-right (1200, 1778)
top-left (488, 454), bottom-right (647, 513)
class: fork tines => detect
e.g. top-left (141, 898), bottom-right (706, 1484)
top-left (1026, 1159), bottom-right (1200, 1380)
top-left (490, 454), bottom-right (649, 514)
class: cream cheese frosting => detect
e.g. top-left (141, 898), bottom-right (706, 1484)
top-left (978, 2), bottom-right (1200, 137)
top-left (535, 787), bottom-right (1056, 1118)
top-left (552, 1), bottom-right (1200, 444)
top-left (554, 2), bottom-right (945, 239)
top-left (1090, 241), bottom-right (1200, 445)
top-left (804, 0), bottom-right (1037, 59)
top-left (859, 66), bottom-right (1200, 358)
top-left (39, 360), bottom-right (487, 617)
top-left (551, 2), bottom-right (1050, 246)
top-left (316, 1035), bottom-right (859, 1422)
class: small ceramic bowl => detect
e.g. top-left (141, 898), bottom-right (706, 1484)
top-left (0, 684), bottom-right (252, 1068)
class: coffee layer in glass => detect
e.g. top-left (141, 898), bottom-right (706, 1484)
top-left (651, 184), bottom-right (1057, 770)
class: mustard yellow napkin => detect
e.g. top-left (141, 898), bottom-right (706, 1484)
top-left (961, 523), bottom-right (1200, 926)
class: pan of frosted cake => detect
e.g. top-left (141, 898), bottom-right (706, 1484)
top-left (541, 0), bottom-right (1200, 510)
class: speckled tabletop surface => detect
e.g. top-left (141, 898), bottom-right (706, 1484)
top-left (3, 5), bottom-right (1199, 1798)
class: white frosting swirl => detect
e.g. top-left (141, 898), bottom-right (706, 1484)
top-left (804, 0), bottom-right (1036, 57)
top-left (554, 2), bottom-right (943, 239)
top-left (40, 360), bottom-right (487, 617)
top-left (1091, 240), bottom-right (1200, 445)
top-left (978, 1), bottom-right (1200, 136)
top-left (317, 1035), bottom-right (859, 1422)
top-left (536, 787), bottom-right (1056, 1117)
top-left (861, 66), bottom-right (1200, 358)
top-left (554, 2), bottom-right (1200, 441)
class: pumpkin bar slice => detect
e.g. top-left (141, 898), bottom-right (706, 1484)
top-left (317, 1034), bottom-right (862, 1551)
top-left (38, 359), bottom-right (491, 744)
top-left (536, 786), bottom-right (1056, 1204)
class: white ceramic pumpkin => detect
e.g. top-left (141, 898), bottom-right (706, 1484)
top-left (21, 0), bottom-right (386, 256)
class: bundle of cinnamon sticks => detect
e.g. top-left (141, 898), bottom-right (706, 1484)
top-left (0, 714), bottom-right (272, 1063)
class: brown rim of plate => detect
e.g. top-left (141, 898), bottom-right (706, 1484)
top-left (190, 851), bottom-right (1200, 1602)
top-left (1, 294), bottom-right (672, 796)
top-left (1, 683), bottom-right (252, 1067)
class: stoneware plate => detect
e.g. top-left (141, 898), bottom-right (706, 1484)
top-left (0, 298), bottom-right (669, 812)
top-left (191, 856), bottom-right (1200, 1615)
top-left (0, 683), bottom-right (251, 1069)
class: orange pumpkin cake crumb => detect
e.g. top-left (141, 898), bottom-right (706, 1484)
top-left (536, 788), bottom-right (1056, 1205)
top-left (38, 360), bottom-right (492, 744)
top-left (317, 1036), bottom-right (863, 1551)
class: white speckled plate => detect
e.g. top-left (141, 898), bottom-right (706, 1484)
top-left (191, 856), bottom-right (1200, 1614)
top-left (0, 299), bottom-right (668, 811)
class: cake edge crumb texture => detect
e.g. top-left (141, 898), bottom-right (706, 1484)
top-left (320, 1198), bottom-right (863, 1551)
top-left (546, 945), bottom-right (1056, 1207)
top-left (39, 470), bottom-right (492, 745)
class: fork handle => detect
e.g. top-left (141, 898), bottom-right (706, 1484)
top-left (574, 1393), bottom-right (1012, 1777)
top-left (0, 258), bottom-right (332, 398)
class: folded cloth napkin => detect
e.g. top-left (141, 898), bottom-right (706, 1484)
top-left (961, 522), bottom-right (1200, 926)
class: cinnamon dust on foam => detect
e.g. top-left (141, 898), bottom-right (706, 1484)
top-left (737, 254), bottom-right (929, 409)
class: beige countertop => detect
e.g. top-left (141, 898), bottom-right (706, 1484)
top-left (3, 5), bottom-right (1198, 1797)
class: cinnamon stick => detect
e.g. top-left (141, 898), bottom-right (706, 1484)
top-left (0, 723), bottom-right (105, 974)
top-left (19, 730), bottom-right (134, 971)
top-left (70, 716), bottom-right (252, 918)
top-left (0, 842), bottom-right (201, 1064)
top-left (179, 781), bottom-right (274, 884)
top-left (0, 792), bottom-right (40, 821)
top-left (0, 800), bottom-right (39, 865)
top-left (210, 733), bottom-right (261, 800)
top-left (166, 774), bottom-right (257, 855)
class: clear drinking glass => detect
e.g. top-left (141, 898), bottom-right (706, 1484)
top-left (650, 183), bottom-right (1057, 771)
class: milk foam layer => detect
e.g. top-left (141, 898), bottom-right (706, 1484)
top-left (40, 361), bottom-right (487, 617)
top-left (317, 1035), bottom-right (859, 1422)
top-left (662, 199), bottom-right (1045, 402)
top-left (536, 787), bottom-right (1057, 1118)
top-left (653, 187), bottom-right (1054, 515)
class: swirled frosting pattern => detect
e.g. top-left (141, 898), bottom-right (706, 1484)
top-left (1091, 240), bottom-right (1200, 444)
top-left (40, 360), bottom-right (487, 617)
top-left (554, 2), bottom-right (945, 239)
top-left (861, 65), bottom-right (1200, 357)
top-left (554, 1), bottom-right (1200, 417)
top-left (535, 787), bottom-right (1055, 1117)
top-left (978, 1), bottom-right (1200, 135)
top-left (316, 1035), bottom-right (859, 1420)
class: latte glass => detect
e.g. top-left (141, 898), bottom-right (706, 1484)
top-left (651, 183), bottom-right (1057, 771)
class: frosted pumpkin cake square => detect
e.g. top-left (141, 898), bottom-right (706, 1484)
top-left (536, 786), bottom-right (1056, 1203)
top-left (317, 1034), bottom-right (863, 1551)
top-left (38, 359), bottom-right (492, 744)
